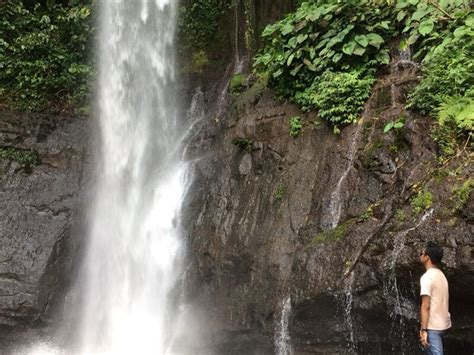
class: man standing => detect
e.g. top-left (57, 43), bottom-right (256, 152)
top-left (419, 241), bottom-right (451, 355)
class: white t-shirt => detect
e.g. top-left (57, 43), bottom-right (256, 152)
top-left (420, 268), bottom-right (452, 330)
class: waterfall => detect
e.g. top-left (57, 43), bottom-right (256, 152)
top-left (275, 296), bottom-right (293, 355)
top-left (325, 124), bottom-right (363, 229)
top-left (77, 1), bottom-right (186, 353)
top-left (343, 271), bottom-right (356, 353)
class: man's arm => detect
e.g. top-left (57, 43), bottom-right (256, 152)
top-left (420, 295), bottom-right (430, 347)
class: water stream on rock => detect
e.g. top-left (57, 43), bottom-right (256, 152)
top-left (383, 208), bottom-right (434, 354)
top-left (275, 296), bottom-right (293, 355)
top-left (326, 123), bottom-right (363, 229)
top-left (343, 271), bottom-right (356, 353)
top-left (77, 1), bottom-right (186, 353)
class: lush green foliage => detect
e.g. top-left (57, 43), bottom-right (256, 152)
top-left (394, 0), bottom-right (472, 56)
top-left (178, 0), bottom-right (221, 50)
top-left (0, 147), bottom-right (40, 168)
top-left (0, 1), bottom-right (93, 113)
top-left (253, 0), bottom-right (473, 131)
top-left (407, 23), bottom-right (474, 116)
top-left (438, 96), bottom-right (474, 133)
top-left (451, 178), bottom-right (473, 212)
top-left (300, 70), bottom-right (375, 128)
top-left (383, 117), bottom-right (405, 133)
top-left (411, 190), bottom-right (433, 214)
top-left (430, 120), bottom-right (460, 156)
top-left (406, 13), bottom-right (473, 148)
top-left (254, 1), bottom-right (392, 82)
top-left (232, 137), bottom-right (253, 151)
top-left (289, 116), bottom-right (302, 137)
top-left (253, 0), bottom-right (394, 127)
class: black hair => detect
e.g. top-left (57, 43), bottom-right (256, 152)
top-left (424, 241), bottom-right (443, 265)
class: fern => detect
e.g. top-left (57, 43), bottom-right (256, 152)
top-left (438, 96), bottom-right (474, 133)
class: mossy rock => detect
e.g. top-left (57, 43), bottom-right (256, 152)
top-left (308, 219), bottom-right (356, 248)
top-left (230, 73), bottom-right (248, 96)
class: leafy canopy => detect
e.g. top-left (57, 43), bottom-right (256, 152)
top-left (0, 0), bottom-right (93, 113)
top-left (253, 0), bottom-right (473, 131)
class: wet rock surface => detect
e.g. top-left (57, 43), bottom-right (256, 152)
top-left (182, 63), bottom-right (474, 354)
top-left (0, 111), bottom-right (91, 330)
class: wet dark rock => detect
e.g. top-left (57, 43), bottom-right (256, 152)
top-left (182, 60), bottom-right (474, 354)
top-left (0, 111), bottom-right (91, 329)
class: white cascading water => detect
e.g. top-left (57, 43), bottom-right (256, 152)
top-left (78, 1), bottom-right (186, 353)
top-left (275, 296), bottom-right (293, 355)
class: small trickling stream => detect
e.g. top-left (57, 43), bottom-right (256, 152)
top-left (275, 296), bottom-right (293, 355)
top-left (383, 209), bottom-right (434, 353)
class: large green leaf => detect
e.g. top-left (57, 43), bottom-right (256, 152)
top-left (332, 52), bottom-right (343, 63)
top-left (355, 35), bottom-right (369, 47)
top-left (288, 36), bottom-right (298, 48)
top-left (281, 22), bottom-right (294, 35)
top-left (396, 1), bottom-right (410, 9)
top-left (272, 68), bottom-right (283, 78)
top-left (367, 33), bottom-right (384, 48)
top-left (297, 33), bottom-right (308, 43)
top-left (376, 50), bottom-right (390, 64)
top-left (397, 10), bottom-right (407, 22)
top-left (262, 24), bottom-right (277, 37)
top-left (287, 53), bottom-right (295, 66)
top-left (353, 45), bottom-right (366, 56)
top-left (303, 58), bottom-right (317, 71)
top-left (466, 14), bottom-right (474, 28)
top-left (419, 20), bottom-right (434, 35)
top-left (453, 26), bottom-right (469, 38)
top-left (412, 8), bottom-right (430, 21)
top-left (408, 33), bottom-right (419, 44)
top-left (342, 41), bottom-right (356, 55)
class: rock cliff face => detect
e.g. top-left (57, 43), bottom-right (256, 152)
top-left (0, 2), bottom-right (473, 354)
top-left (181, 57), bottom-right (473, 354)
top-left (0, 111), bottom-right (90, 345)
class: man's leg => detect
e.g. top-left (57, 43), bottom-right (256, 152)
top-left (426, 330), bottom-right (444, 355)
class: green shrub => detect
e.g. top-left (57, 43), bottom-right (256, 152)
top-left (451, 178), bottom-right (473, 212)
top-left (411, 190), bottom-right (433, 214)
top-left (437, 95), bottom-right (474, 134)
top-left (253, 0), bottom-right (472, 130)
top-left (229, 74), bottom-right (247, 96)
top-left (393, 0), bottom-right (472, 60)
top-left (384, 117), bottom-right (405, 133)
top-left (232, 137), bottom-right (253, 151)
top-left (289, 116), bottom-right (302, 137)
top-left (178, 0), bottom-right (221, 50)
top-left (360, 206), bottom-right (373, 221)
top-left (253, 0), bottom-right (392, 128)
top-left (254, 1), bottom-right (392, 90)
top-left (0, 1), bottom-right (93, 113)
top-left (275, 185), bottom-right (285, 201)
top-left (395, 208), bottom-right (406, 222)
top-left (430, 120), bottom-right (459, 157)
top-left (0, 147), bottom-right (40, 168)
top-left (407, 26), bottom-right (474, 117)
top-left (190, 50), bottom-right (210, 73)
top-left (308, 69), bottom-right (375, 128)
